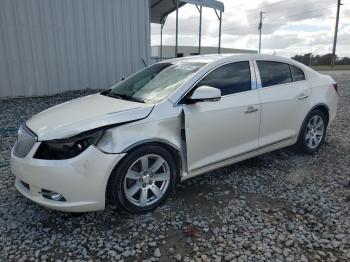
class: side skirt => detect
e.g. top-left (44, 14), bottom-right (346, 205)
top-left (181, 136), bottom-right (295, 181)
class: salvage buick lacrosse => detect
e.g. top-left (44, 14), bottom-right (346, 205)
top-left (11, 54), bottom-right (338, 213)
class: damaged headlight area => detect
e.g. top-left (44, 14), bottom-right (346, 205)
top-left (34, 130), bottom-right (105, 160)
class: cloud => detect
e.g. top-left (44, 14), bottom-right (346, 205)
top-left (251, 33), bottom-right (303, 49)
top-left (151, 0), bottom-right (350, 57)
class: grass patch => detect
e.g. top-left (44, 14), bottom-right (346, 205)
top-left (311, 65), bottom-right (350, 71)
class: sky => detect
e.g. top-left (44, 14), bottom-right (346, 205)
top-left (151, 0), bottom-right (350, 58)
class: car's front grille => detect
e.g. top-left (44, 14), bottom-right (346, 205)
top-left (13, 125), bottom-right (37, 158)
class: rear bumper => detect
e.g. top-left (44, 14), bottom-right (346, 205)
top-left (11, 144), bottom-right (125, 212)
top-left (328, 94), bottom-right (338, 126)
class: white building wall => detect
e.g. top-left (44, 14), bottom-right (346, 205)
top-left (0, 0), bottom-right (150, 97)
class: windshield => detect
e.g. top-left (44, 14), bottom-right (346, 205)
top-left (103, 62), bottom-right (205, 103)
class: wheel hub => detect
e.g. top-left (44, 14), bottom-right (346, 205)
top-left (140, 172), bottom-right (153, 186)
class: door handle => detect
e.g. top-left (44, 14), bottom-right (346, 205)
top-left (245, 106), bottom-right (258, 114)
top-left (297, 94), bottom-right (309, 100)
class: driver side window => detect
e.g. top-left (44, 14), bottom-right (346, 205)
top-left (197, 61), bottom-right (252, 96)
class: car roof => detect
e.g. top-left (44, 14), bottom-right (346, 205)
top-left (166, 53), bottom-right (298, 65)
top-left (165, 53), bottom-right (315, 76)
top-left (163, 53), bottom-right (320, 104)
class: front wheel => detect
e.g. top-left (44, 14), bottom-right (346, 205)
top-left (295, 109), bottom-right (327, 154)
top-left (108, 145), bottom-right (176, 213)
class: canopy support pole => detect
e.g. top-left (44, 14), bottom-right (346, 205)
top-left (218, 10), bottom-right (222, 54)
top-left (175, 0), bottom-right (179, 58)
top-left (160, 16), bottom-right (167, 61)
top-left (196, 5), bottom-right (202, 55)
top-left (160, 23), bottom-right (163, 62)
top-left (214, 9), bottom-right (222, 54)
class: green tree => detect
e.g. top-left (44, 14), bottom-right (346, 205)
top-left (291, 53), bottom-right (350, 65)
top-left (291, 53), bottom-right (312, 65)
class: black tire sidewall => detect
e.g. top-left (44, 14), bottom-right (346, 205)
top-left (109, 145), bottom-right (176, 213)
top-left (299, 109), bottom-right (327, 153)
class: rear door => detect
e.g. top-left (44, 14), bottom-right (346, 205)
top-left (256, 61), bottom-right (311, 147)
top-left (182, 61), bottom-right (261, 172)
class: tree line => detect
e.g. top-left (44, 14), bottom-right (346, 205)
top-left (291, 53), bottom-right (350, 66)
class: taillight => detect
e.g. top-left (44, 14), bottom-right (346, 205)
top-left (332, 83), bottom-right (338, 94)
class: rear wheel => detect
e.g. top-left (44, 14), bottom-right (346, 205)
top-left (295, 109), bottom-right (327, 154)
top-left (108, 145), bottom-right (176, 213)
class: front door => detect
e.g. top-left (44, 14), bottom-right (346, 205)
top-left (183, 61), bottom-right (261, 172)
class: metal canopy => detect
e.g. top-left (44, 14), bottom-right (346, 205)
top-left (182, 0), bottom-right (224, 12)
top-left (151, 0), bottom-right (224, 58)
top-left (150, 0), bottom-right (186, 24)
top-left (151, 0), bottom-right (224, 24)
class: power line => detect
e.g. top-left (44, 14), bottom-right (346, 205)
top-left (222, 5), bottom-right (336, 34)
top-left (199, 23), bottom-right (257, 37)
top-left (229, 2), bottom-right (252, 9)
top-left (174, 0), bottom-right (335, 25)
top-left (266, 6), bottom-right (334, 21)
top-left (187, 4), bottom-right (339, 37)
top-left (221, 22), bottom-right (259, 33)
top-left (245, 0), bottom-right (301, 13)
top-left (202, 1), bottom-right (347, 55)
top-left (159, 0), bottom-right (336, 31)
top-left (219, 1), bottom-right (336, 33)
top-left (157, 0), bottom-right (346, 51)
top-left (240, 0), bottom-right (334, 14)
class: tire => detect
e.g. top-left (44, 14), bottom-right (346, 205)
top-left (295, 109), bottom-right (327, 154)
top-left (108, 145), bottom-right (177, 213)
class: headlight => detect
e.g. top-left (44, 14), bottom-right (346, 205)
top-left (34, 130), bottom-right (104, 160)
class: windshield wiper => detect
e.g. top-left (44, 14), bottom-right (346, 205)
top-left (115, 93), bottom-right (145, 103)
top-left (101, 90), bottom-right (145, 103)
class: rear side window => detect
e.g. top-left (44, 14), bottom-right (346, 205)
top-left (291, 65), bottom-right (305, 81)
top-left (198, 61), bottom-right (251, 96)
top-left (257, 61), bottom-right (292, 87)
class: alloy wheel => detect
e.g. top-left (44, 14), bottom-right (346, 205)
top-left (123, 154), bottom-right (170, 207)
top-left (305, 115), bottom-right (324, 149)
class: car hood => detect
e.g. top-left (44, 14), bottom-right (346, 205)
top-left (26, 93), bottom-right (153, 141)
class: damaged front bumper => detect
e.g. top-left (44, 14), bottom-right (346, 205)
top-left (11, 143), bottom-right (125, 212)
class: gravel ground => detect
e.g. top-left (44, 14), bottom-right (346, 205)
top-left (0, 72), bottom-right (349, 261)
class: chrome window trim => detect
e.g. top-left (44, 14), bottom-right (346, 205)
top-left (175, 59), bottom-right (255, 106)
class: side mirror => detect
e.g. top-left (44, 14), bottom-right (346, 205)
top-left (187, 86), bottom-right (221, 103)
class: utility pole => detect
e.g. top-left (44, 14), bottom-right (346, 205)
top-left (331, 0), bottom-right (342, 67)
top-left (258, 11), bottom-right (264, 54)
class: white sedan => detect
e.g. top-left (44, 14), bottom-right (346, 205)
top-left (11, 54), bottom-right (338, 213)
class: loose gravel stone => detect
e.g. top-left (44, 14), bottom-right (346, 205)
top-left (175, 254), bottom-right (182, 261)
top-left (148, 242), bottom-right (157, 247)
top-left (286, 222), bottom-right (295, 232)
top-left (153, 248), bottom-right (161, 258)
top-left (1, 72), bottom-right (350, 261)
